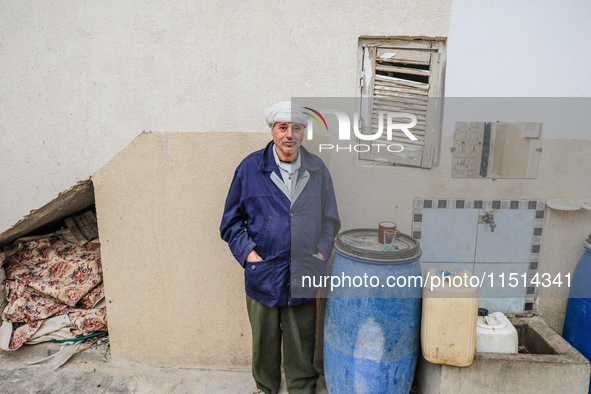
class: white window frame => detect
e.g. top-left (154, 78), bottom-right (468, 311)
top-left (357, 37), bottom-right (447, 168)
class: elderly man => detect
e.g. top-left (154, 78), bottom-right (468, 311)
top-left (220, 102), bottom-right (340, 394)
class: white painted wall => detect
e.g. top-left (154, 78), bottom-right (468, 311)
top-left (0, 0), bottom-right (452, 233)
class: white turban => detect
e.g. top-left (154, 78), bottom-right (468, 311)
top-left (264, 101), bottom-right (308, 128)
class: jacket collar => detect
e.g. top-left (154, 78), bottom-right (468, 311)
top-left (258, 141), bottom-right (319, 173)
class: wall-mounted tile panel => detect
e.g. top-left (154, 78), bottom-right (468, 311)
top-left (413, 199), bottom-right (545, 315)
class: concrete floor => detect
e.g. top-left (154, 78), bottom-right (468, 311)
top-left (0, 342), bottom-right (329, 394)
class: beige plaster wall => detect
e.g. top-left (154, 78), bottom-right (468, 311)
top-left (94, 131), bottom-right (590, 369)
top-left (93, 131), bottom-right (271, 369)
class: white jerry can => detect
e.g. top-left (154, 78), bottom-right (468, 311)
top-left (476, 310), bottom-right (518, 353)
top-left (421, 268), bottom-right (479, 367)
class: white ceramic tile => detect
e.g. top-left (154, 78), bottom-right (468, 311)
top-left (530, 254), bottom-right (539, 262)
top-left (420, 209), bottom-right (479, 263)
top-left (473, 263), bottom-right (528, 300)
top-left (526, 274), bottom-right (539, 286)
top-left (475, 209), bottom-right (536, 263)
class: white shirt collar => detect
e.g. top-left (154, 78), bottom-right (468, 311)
top-left (272, 143), bottom-right (301, 174)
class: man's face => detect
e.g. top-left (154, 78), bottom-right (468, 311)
top-left (272, 122), bottom-right (305, 161)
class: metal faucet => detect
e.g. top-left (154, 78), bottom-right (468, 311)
top-left (482, 210), bottom-right (496, 232)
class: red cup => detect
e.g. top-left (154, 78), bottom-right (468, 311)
top-left (378, 222), bottom-right (401, 243)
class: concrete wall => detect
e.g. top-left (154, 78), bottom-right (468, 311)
top-left (0, 0), bottom-right (452, 233)
top-left (416, 317), bottom-right (591, 394)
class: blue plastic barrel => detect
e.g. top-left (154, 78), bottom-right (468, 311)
top-left (324, 229), bottom-right (422, 394)
top-left (563, 234), bottom-right (591, 393)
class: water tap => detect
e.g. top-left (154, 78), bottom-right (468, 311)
top-left (482, 210), bottom-right (496, 232)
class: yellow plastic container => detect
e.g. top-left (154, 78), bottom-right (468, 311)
top-left (421, 268), bottom-right (479, 367)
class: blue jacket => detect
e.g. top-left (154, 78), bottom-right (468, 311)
top-left (220, 141), bottom-right (341, 307)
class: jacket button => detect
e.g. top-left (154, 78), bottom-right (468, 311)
top-left (251, 265), bottom-right (256, 270)
top-left (290, 213), bottom-right (294, 218)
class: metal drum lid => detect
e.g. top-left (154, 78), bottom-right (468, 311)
top-left (334, 228), bottom-right (421, 263)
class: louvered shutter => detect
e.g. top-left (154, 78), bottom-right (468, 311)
top-left (358, 40), bottom-right (445, 168)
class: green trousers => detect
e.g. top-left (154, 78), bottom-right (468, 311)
top-left (246, 295), bottom-right (319, 394)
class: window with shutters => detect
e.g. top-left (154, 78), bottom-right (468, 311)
top-left (357, 38), bottom-right (446, 168)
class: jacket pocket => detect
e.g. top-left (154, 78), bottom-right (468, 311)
top-left (245, 257), bottom-right (277, 297)
top-left (254, 216), bottom-right (277, 258)
top-left (290, 214), bottom-right (321, 256)
top-left (310, 254), bottom-right (328, 279)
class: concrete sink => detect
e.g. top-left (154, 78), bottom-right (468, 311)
top-left (416, 316), bottom-right (591, 394)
